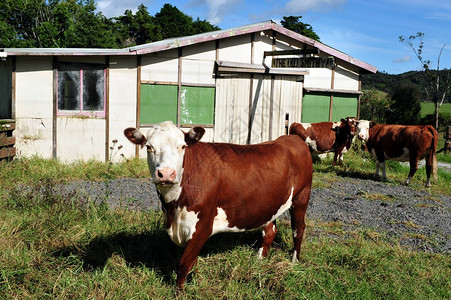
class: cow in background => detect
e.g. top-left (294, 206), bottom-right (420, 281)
top-left (289, 117), bottom-right (357, 166)
top-left (124, 121), bottom-right (313, 289)
top-left (356, 120), bottom-right (438, 186)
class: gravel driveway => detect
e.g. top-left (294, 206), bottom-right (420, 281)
top-left (58, 176), bottom-right (451, 253)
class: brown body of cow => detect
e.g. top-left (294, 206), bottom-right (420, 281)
top-left (124, 122), bottom-right (313, 289)
top-left (289, 117), bottom-right (357, 166)
top-left (356, 121), bottom-right (438, 186)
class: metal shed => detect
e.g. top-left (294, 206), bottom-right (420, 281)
top-left (0, 20), bottom-right (376, 162)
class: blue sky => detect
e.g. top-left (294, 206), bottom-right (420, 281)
top-left (97, 0), bottom-right (451, 75)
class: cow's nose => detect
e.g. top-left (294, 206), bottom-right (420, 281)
top-left (156, 168), bottom-right (177, 183)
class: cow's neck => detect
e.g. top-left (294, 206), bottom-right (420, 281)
top-left (156, 183), bottom-right (182, 203)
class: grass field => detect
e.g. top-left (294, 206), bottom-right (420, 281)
top-left (420, 102), bottom-right (451, 118)
top-left (0, 101), bottom-right (449, 298)
top-left (0, 155), bottom-right (450, 299)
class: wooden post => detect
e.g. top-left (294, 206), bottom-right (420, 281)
top-left (52, 56), bottom-right (57, 159)
top-left (105, 56), bottom-right (110, 162)
top-left (177, 48), bottom-right (183, 127)
top-left (445, 126), bottom-right (451, 154)
top-left (329, 67), bottom-right (335, 122)
top-left (135, 56), bottom-right (142, 158)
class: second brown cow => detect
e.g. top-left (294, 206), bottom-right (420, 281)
top-left (289, 117), bottom-right (357, 166)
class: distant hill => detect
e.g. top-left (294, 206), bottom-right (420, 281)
top-left (361, 70), bottom-right (450, 103)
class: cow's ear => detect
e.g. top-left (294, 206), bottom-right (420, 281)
top-left (340, 118), bottom-right (346, 123)
top-left (124, 127), bottom-right (146, 148)
top-left (370, 121), bottom-right (376, 128)
top-left (185, 126), bottom-right (205, 145)
top-left (331, 126), bottom-right (339, 132)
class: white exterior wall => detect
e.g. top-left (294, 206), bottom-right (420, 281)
top-left (109, 56), bottom-right (139, 162)
top-left (182, 41), bottom-right (216, 85)
top-left (303, 68), bottom-right (332, 89)
top-left (218, 35), bottom-right (252, 63)
top-left (334, 66), bottom-right (360, 90)
top-left (141, 50), bottom-right (178, 82)
top-left (14, 57), bottom-right (54, 158)
top-left (56, 117), bottom-right (105, 162)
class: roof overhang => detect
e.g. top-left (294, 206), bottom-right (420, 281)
top-left (1, 20), bottom-right (377, 74)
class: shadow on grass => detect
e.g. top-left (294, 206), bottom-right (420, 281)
top-left (53, 228), bottom-right (283, 286)
top-left (314, 163), bottom-right (383, 182)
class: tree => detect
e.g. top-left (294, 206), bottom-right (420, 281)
top-left (360, 89), bottom-right (392, 123)
top-left (386, 84), bottom-right (421, 125)
top-left (399, 32), bottom-right (451, 129)
top-left (0, 0), bottom-right (118, 48)
top-left (154, 4), bottom-right (194, 39)
top-left (280, 16), bottom-right (320, 41)
top-left (114, 4), bottom-right (162, 47)
top-left (192, 17), bottom-right (220, 35)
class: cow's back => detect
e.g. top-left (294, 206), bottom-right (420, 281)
top-left (289, 122), bottom-right (337, 153)
top-left (180, 135), bottom-right (312, 229)
top-left (368, 124), bottom-right (436, 160)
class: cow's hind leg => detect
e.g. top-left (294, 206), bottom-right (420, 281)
top-left (290, 186), bottom-right (311, 263)
top-left (258, 221), bottom-right (277, 258)
top-left (405, 154), bottom-right (419, 185)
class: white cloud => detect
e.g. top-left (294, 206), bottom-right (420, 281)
top-left (284, 0), bottom-right (347, 13)
top-left (393, 55), bottom-right (411, 63)
top-left (96, 0), bottom-right (141, 18)
top-left (204, 0), bottom-right (243, 25)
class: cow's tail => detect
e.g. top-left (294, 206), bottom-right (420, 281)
top-left (427, 125), bottom-right (438, 182)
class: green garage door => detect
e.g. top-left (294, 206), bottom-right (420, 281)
top-left (140, 84), bottom-right (215, 125)
top-left (302, 93), bottom-right (330, 123)
top-left (302, 92), bottom-right (358, 123)
top-left (331, 94), bottom-right (358, 121)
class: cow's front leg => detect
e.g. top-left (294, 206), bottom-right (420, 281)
top-left (258, 221), bottom-right (277, 258)
top-left (380, 161), bottom-right (387, 181)
top-left (375, 161), bottom-right (380, 177)
top-left (176, 221), bottom-right (212, 290)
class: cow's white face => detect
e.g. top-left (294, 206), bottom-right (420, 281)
top-left (124, 121), bottom-right (205, 203)
top-left (356, 120), bottom-right (371, 142)
top-left (144, 121), bottom-right (186, 186)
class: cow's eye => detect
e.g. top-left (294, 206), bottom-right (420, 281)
top-left (181, 145), bottom-right (186, 150)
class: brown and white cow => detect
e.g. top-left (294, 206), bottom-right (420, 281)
top-left (124, 121), bottom-right (313, 289)
top-left (356, 120), bottom-right (438, 186)
top-left (289, 117), bottom-right (357, 166)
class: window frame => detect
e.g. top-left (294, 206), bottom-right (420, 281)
top-left (56, 62), bottom-right (107, 118)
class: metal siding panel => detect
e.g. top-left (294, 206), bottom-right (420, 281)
top-left (141, 52), bottom-right (178, 82)
top-left (56, 118), bottom-right (105, 162)
top-left (181, 59), bottom-right (215, 84)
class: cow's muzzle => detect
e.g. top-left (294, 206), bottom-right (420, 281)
top-left (155, 167), bottom-right (177, 185)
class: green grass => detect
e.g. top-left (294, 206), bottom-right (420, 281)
top-left (420, 102), bottom-right (451, 118)
top-left (0, 157), bottom-right (450, 298)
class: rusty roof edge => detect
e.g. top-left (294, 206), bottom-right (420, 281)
top-left (0, 47), bottom-right (131, 56)
top-left (1, 20), bottom-right (377, 73)
top-left (128, 20), bottom-right (274, 55)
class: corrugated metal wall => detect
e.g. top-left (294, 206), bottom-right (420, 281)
top-left (214, 74), bottom-right (302, 144)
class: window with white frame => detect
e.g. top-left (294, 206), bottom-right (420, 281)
top-left (57, 63), bottom-right (106, 116)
